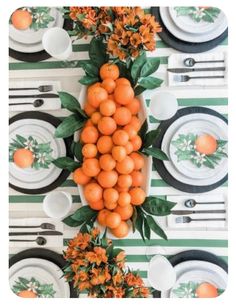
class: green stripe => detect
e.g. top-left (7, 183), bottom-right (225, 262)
top-left (151, 179), bottom-right (170, 187)
top-left (72, 44), bottom-right (90, 52)
top-left (61, 180), bottom-right (77, 187)
top-left (9, 195), bottom-right (81, 203)
top-left (146, 98), bottom-right (228, 107)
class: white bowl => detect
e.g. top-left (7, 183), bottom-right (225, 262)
top-left (43, 191), bottom-right (72, 219)
top-left (150, 91), bottom-right (178, 121)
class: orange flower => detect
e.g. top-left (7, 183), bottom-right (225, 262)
top-left (133, 287), bottom-right (150, 297)
top-left (106, 286), bottom-right (125, 298)
top-left (78, 281), bottom-right (91, 291)
top-left (73, 232), bottom-right (91, 250)
top-left (91, 227), bottom-right (100, 238)
top-left (144, 40), bottom-right (156, 51)
top-left (86, 247), bottom-right (108, 265)
top-left (130, 33), bottom-right (142, 48)
top-left (125, 272), bottom-right (143, 287)
top-left (69, 7), bottom-right (80, 21)
top-left (112, 271), bottom-right (123, 286)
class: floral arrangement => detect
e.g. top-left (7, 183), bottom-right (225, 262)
top-left (64, 6), bottom-right (162, 61)
top-left (63, 228), bottom-right (150, 297)
top-left (174, 7), bottom-right (221, 23)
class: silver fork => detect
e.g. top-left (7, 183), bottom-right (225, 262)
top-left (174, 75), bottom-right (225, 82)
top-left (9, 85), bottom-right (53, 92)
top-left (176, 216), bottom-right (226, 223)
top-left (9, 222), bottom-right (55, 230)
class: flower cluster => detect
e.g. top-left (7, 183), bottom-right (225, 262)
top-left (63, 228), bottom-right (150, 298)
top-left (66, 6), bottom-right (162, 60)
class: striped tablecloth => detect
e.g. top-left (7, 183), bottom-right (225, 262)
top-left (9, 17), bottom-right (228, 294)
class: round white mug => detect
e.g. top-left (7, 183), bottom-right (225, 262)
top-left (42, 27), bottom-right (72, 60)
top-left (43, 191), bottom-right (72, 219)
top-left (150, 92), bottom-right (178, 121)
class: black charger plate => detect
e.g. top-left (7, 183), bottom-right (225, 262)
top-left (9, 248), bottom-right (78, 298)
top-left (151, 7), bottom-right (228, 53)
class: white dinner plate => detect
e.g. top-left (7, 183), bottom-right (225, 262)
top-left (9, 258), bottom-right (70, 298)
top-left (160, 7), bottom-right (227, 43)
top-left (161, 113), bottom-right (228, 186)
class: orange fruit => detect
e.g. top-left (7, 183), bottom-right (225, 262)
top-left (129, 187), bottom-right (146, 205)
top-left (195, 134), bottom-right (217, 155)
top-left (124, 141), bottom-right (133, 155)
top-left (88, 199), bottom-right (104, 211)
top-left (13, 148), bottom-right (34, 168)
top-left (123, 124), bottom-right (137, 140)
top-left (113, 107), bottom-right (132, 126)
top-left (84, 182), bottom-right (103, 202)
top-left (101, 78), bottom-right (116, 94)
top-left (114, 85), bottom-right (134, 105)
top-left (80, 126), bottom-right (99, 144)
top-left (97, 170), bottom-right (118, 188)
top-left (91, 112), bottom-right (102, 125)
top-left (11, 10), bottom-right (32, 30)
top-left (104, 201), bottom-right (118, 210)
top-left (117, 174), bottom-right (132, 188)
top-left (126, 98), bottom-right (140, 115)
top-left (112, 130), bottom-right (129, 146)
top-left (196, 283), bottom-right (218, 298)
top-left (115, 185), bottom-right (129, 193)
top-left (84, 102), bottom-right (96, 116)
top-left (130, 135), bottom-right (142, 151)
top-left (114, 204), bottom-right (134, 220)
top-left (130, 116), bottom-right (141, 131)
top-left (111, 221), bottom-right (129, 238)
top-left (115, 78), bottom-right (131, 87)
top-left (98, 117), bottom-right (117, 135)
top-left (112, 146), bottom-right (127, 162)
top-left (97, 135), bottom-right (113, 154)
top-left (100, 63), bottom-right (119, 81)
top-left (116, 156), bottom-right (134, 174)
top-left (103, 188), bottom-right (119, 203)
top-left (108, 94), bottom-right (115, 100)
top-left (99, 99), bottom-right (116, 116)
top-left (117, 192), bottom-right (131, 206)
top-left (99, 154), bottom-right (116, 171)
top-left (17, 290), bottom-right (37, 298)
top-left (84, 119), bottom-right (94, 127)
top-left (87, 86), bottom-right (108, 108)
top-left (82, 143), bottom-right (97, 158)
top-left (130, 152), bottom-right (144, 170)
top-left (88, 82), bottom-right (101, 92)
top-left (73, 168), bottom-right (91, 185)
top-left (97, 209), bottom-right (109, 226)
top-left (82, 158), bottom-right (100, 177)
top-left (105, 212), bottom-right (121, 228)
top-left (130, 171), bottom-right (143, 187)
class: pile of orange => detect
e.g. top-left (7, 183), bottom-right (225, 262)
top-left (73, 63), bottom-right (146, 238)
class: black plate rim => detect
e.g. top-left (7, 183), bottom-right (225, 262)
top-left (9, 247), bottom-right (78, 298)
top-left (151, 7), bottom-right (228, 53)
top-left (153, 106), bottom-right (228, 193)
top-left (9, 111), bottom-right (73, 194)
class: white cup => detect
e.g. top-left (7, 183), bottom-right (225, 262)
top-left (43, 191), bottom-right (72, 219)
top-left (42, 27), bottom-right (72, 60)
top-left (150, 92), bottom-right (178, 121)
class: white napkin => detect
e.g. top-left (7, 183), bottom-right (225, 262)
top-left (9, 80), bottom-right (62, 111)
top-left (168, 52), bottom-right (227, 87)
top-left (167, 194), bottom-right (227, 229)
top-left (9, 218), bottom-right (64, 247)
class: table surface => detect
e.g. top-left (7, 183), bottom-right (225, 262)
top-left (9, 22), bottom-right (228, 293)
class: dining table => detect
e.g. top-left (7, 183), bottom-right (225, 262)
top-left (9, 8), bottom-right (228, 296)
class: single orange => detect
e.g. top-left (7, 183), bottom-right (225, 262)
top-left (195, 134), bottom-right (217, 155)
top-left (88, 82), bottom-right (101, 92)
top-left (99, 154), bottom-right (116, 171)
top-left (100, 63), bottom-right (119, 80)
top-left (73, 167), bottom-right (91, 185)
top-left (129, 116), bottom-right (141, 131)
top-left (98, 117), bottom-right (117, 135)
top-left (116, 156), bottom-right (134, 174)
top-left (115, 77), bottom-right (131, 87)
top-left (91, 112), bottom-right (102, 125)
top-left (123, 124), bottom-right (137, 140)
top-left (104, 201), bottom-right (118, 210)
top-left (97, 209), bottom-right (109, 226)
top-left (126, 98), bottom-right (140, 115)
top-left (82, 158), bottom-right (100, 177)
top-left (115, 185), bottom-right (129, 193)
top-left (87, 86), bottom-right (108, 108)
top-left (111, 221), bottom-right (129, 238)
top-left (129, 187), bottom-right (146, 205)
top-left (114, 204), bottom-right (134, 220)
top-left (124, 141), bottom-right (133, 155)
top-left (130, 170), bottom-right (143, 187)
top-left (130, 152), bottom-right (144, 170)
top-left (112, 146), bottom-right (127, 162)
top-left (112, 130), bottom-right (129, 146)
top-left (84, 182), bottom-right (103, 202)
top-left (11, 10), bottom-right (32, 30)
top-left (97, 170), bottom-right (118, 188)
top-left (117, 192), bottom-right (131, 206)
top-left (101, 78), bottom-right (116, 94)
top-left (117, 174), bottom-right (132, 188)
top-left (97, 135), bottom-right (113, 154)
top-left (196, 283), bottom-right (218, 298)
top-left (13, 148), bottom-right (34, 168)
top-left (113, 107), bottom-right (132, 126)
top-left (82, 143), bottom-right (97, 158)
top-left (105, 212), bottom-right (121, 229)
top-left (88, 199), bottom-right (104, 210)
top-left (80, 126), bottom-right (99, 144)
top-left (99, 99), bottom-right (116, 116)
top-left (130, 135), bottom-right (142, 151)
top-left (103, 188), bottom-right (119, 203)
top-left (114, 84), bottom-right (134, 105)
top-left (17, 290), bottom-right (37, 298)
top-left (84, 102), bottom-right (96, 116)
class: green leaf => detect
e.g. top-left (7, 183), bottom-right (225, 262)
top-left (142, 129), bottom-right (161, 149)
top-left (54, 114), bottom-right (85, 138)
top-left (138, 76), bottom-right (163, 89)
top-left (52, 157), bottom-right (81, 172)
top-left (140, 58), bottom-right (160, 77)
top-left (71, 206), bottom-right (98, 222)
top-left (134, 85), bottom-right (146, 96)
top-left (79, 61), bottom-right (99, 77)
top-left (142, 196), bottom-right (176, 216)
top-left (131, 52), bottom-right (146, 82)
top-left (138, 119), bottom-right (148, 143)
top-left (58, 91), bottom-right (83, 114)
top-left (142, 147), bottom-right (169, 160)
top-left (112, 248), bottom-right (124, 257)
top-left (135, 208), bottom-right (145, 241)
top-left (131, 206), bottom-right (138, 233)
top-left (143, 217), bottom-right (151, 240)
top-left (146, 215), bottom-right (168, 240)
top-left (89, 37), bottom-right (109, 68)
top-left (63, 215), bottom-right (84, 227)
top-left (79, 75), bottom-right (100, 85)
top-left (71, 141), bottom-right (83, 162)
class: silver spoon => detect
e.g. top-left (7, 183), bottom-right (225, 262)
top-left (9, 99), bottom-right (44, 108)
top-left (9, 236), bottom-right (47, 246)
top-left (184, 57), bottom-right (224, 67)
top-left (184, 199), bottom-right (225, 208)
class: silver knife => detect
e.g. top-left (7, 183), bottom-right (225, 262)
top-left (171, 210), bottom-right (226, 215)
top-left (9, 230), bottom-right (63, 236)
top-left (9, 93), bottom-right (59, 99)
top-left (167, 67), bottom-right (226, 73)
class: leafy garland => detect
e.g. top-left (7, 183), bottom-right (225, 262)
top-left (9, 134), bottom-right (54, 169)
top-left (174, 7), bottom-right (221, 23)
top-left (171, 133), bottom-right (228, 169)
top-left (23, 7), bottom-right (55, 31)
top-left (12, 277), bottom-right (56, 298)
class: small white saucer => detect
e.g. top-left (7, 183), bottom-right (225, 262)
top-left (150, 92), bottom-right (178, 121)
